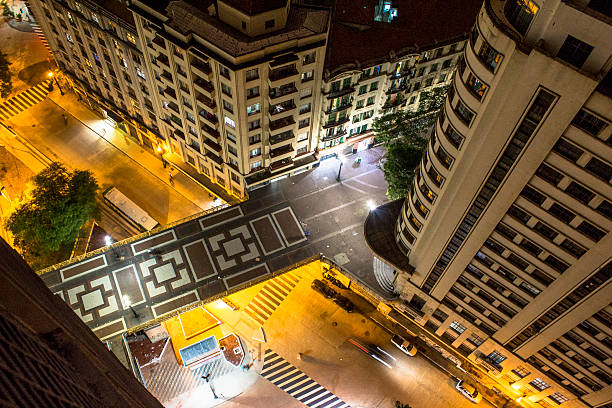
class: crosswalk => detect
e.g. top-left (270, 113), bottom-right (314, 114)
top-left (261, 349), bottom-right (350, 408)
top-left (244, 272), bottom-right (300, 325)
top-left (31, 23), bottom-right (52, 53)
top-left (0, 81), bottom-right (51, 121)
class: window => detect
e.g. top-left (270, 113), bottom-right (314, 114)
top-left (248, 134), bottom-right (260, 145)
top-left (418, 67), bottom-right (425, 77)
top-left (246, 68), bottom-right (259, 81)
top-left (221, 83), bottom-right (232, 97)
top-left (547, 203), bottom-right (575, 223)
top-left (300, 87), bottom-right (312, 99)
top-left (302, 52), bottom-right (315, 65)
top-left (297, 132), bottom-right (308, 142)
top-left (529, 378), bottom-right (550, 391)
top-left (265, 19), bottom-right (275, 29)
top-left (454, 99), bottom-right (474, 125)
top-left (449, 320), bottom-right (466, 334)
top-left (301, 70), bottom-right (314, 82)
top-left (249, 147), bottom-right (261, 158)
top-left (553, 139), bottom-right (583, 162)
top-left (357, 85), bottom-right (367, 95)
top-left (536, 164), bottom-right (563, 185)
top-left (487, 351), bottom-right (507, 364)
top-left (585, 157), bottom-right (612, 181)
top-left (219, 65), bottom-right (230, 79)
top-left (246, 86), bottom-right (260, 98)
top-left (227, 145), bottom-right (237, 157)
top-left (223, 100), bottom-right (233, 113)
top-left (92, 12), bottom-right (99, 24)
top-left (367, 96), bottom-right (375, 105)
top-left (596, 200), bottom-right (612, 220)
top-left (226, 131), bottom-right (237, 143)
top-left (355, 99), bottom-right (364, 109)
top-left (572, 109), bottom-right (607, 136)
top-left (299, 103), bottom-right (311, 114)
top-left (521, 185), bottom-right (546, 205)
top-left (565, 181), bottom-right (594, 204)
top-left (247, 103), bottom-right (260, 115)
top-left (224, 116), bottom-right (236, 129)
top-left (544, 255), bottom-right (568, 272)
top-left (424, 78), bottom-right (433, 87)
top-left (342, 77), bottom-right (351, 89)
top-left (512, 366), bottom-right (531, 378)
top-left (248, 119), bottom-right (260, 131)
top-left (533, 222), bottom-right (558, 240)
top-left (466, 73), bottom-right (487, 100)
top-left (369, 82), bottom-right (378, 92)
top-left (504, 0), bottom-right (539, 35)
top-left (430, 63), bottom-right (438, 73)
top-left (250, 160), bottom-right (262, 171)
top-left (548, 392), bottom-right (569, 405)
top-left (576, 220), bottom-right (605, 241)
top-left (557, 35), bottom-right (593, 69)
top-left (299, 118), bottom-right (310, 128)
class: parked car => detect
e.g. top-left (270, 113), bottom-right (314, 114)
top-left (456, 380), bottom-right (482, 404)
top-left (333, 295), bottom-right (354, 312)
top-left (311, 279), bottom-right (337, 299)
top-left (322, 271), bottom-right (348, 289)
top-left (390, 335), bottom-right (418, 356)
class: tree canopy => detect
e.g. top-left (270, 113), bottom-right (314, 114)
top-left (0, 49), bottom-right (12, 99)
top-left (373, 86), bottom-right (449, 199)
top-left (6, 163), bottom-right (99, 267)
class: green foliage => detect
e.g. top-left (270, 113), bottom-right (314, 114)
top-left (6, 163), bottom-right (100, 268)
top-left (373, 85), bottom-right (449, 199)
top-left (395, 401), bottom-right (413, 408)
top-left (0, 49), bottom-right (12, 98)
top-left (383, 142), bottom-right (423, 200)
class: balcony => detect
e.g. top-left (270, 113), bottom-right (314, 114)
top-left (203, 137), bottom-right (222, 153)
top-left (387, 68), bottom-right (414, 79)
top-left (173, 129), bottom-right (185, 140)
top-left (199, 110), bottom-right (218, 127)
top-left (269, 115), bottom-right (295, 132)
top-left (206, 151), bottom-right (223, 165)
top-left (167, 102), bottom-right (180, 115)
top-left (269, 84), bottom-right (297, 100)
top-left (386, 83), bottom-right (408, 94)
top-left (269, 102), bottom-right (296, 116)
top-left (324, 86), bottom-right (355, 100)
top-left (157, 54), bottom-right (170, 68)
top-left (269, 130), bottom-right (294, 146)
top-left (321, 129), bottom-right (347, 142)
top-left (194, 77), bottom-right (214, 97)
top-left (196, 93), bottom-right (216, 111)
top-left (270, 144), bottom-right (294, 160)
top-left (201, 123), bottom-right (220, 139)
top-left (270, 158), bottom-right (294, 172)
top-left (322, 116), bottom-right (350, 129)
top-left (324, 100), bottom-right (352, 114)
top-left (269, 64), bottom-right (299, 83)
top-left (191, 59), bottom-right (212, 78)
top-left (163, 87), bottom-right (177, 101)
top-left (152, 36), bottom-right (165, 52)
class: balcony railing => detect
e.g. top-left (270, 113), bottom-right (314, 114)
top-left (269, 116), bottom-right (295, 131)
top-left (270, 144), bottom-right (294, 158)
top-left (322, 117), bottom-right (350, 129)
top-left (269, 85), bottom-right (297, 100)
top-left (269, 102), bottom-right (296, 116)
top-left (269, 66), bottom-right (299, 82)
top-left (324, 101), bottom-right (352, 114)
top-left (194, 77), bottom-right (214, 93)
top-left (196, 94), bottom-right (216, 109)
top-left (157, 55), bottom-right (169, 67)
top-left (206, 151), bottom-right (223, 165)
top-left (152, 36), bottom-right (165, 47)
top-left (324, 86), bottom-right (355, 99)
top-left (202, 123), bottom-right (220, 139)
top-left (204, 137), bottom-right (222, 152)
top-left (270, 158), bottom-right (293, 172)
top-left (163, 87), bottom-right (177, 100)
top-left (191, 59), bottom-right (211, 75)
top-left (270, 130), bottom-right (294, 145)
top-left (199, 110), bottom-right (218, 124)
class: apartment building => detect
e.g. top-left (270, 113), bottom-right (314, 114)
top-left (28, 0), bottom-right (329, 198)
top-left (366, 1), bottom-right (612, 407)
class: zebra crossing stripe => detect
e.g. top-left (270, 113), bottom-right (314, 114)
top-left (0, 81), bottom-right (51, 121)
top-left (261, 349), bottom-right (350, 408)
top-left (243, 272), bottom-right (300, 326)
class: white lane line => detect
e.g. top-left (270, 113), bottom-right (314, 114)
top-left (302, 200), bottom-right (358, 222)
top-left (307, 222), bottom-right (362, 245)
top-left (341, 182), bottom-right (366, 194)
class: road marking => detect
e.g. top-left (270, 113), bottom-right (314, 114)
top-left (302, 200), bottom-right (358, 222)
top-left (340, 182), bottom-right (366, 194)
top-left (0, 81), bottom-right (52, 121)
top-left (307, 223), bottom-right (363, 246)
top-left (351, 178), bottom-right (385, 190)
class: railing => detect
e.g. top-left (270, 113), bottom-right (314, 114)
top-left (269, 116), bottom-right (295, 130)
top-left (36, 204), bottom-right (230, 275)
top-left (269, 85), bottom-right (297, 99)
top-left (270, 144), bottom-right (294, 158)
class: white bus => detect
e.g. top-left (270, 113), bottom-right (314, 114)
top-left (102, 187), bottom-right (159, 232)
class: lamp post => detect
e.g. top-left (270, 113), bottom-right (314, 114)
top-left (336, 154), bottom-right (344, 182)
top-left (47, 72), bottom-right (64, 95)
top-left (122, 295), bottom-right (140, 319)
top-left (104, 235), bottom-right (120, 260)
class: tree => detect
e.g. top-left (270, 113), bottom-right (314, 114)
top-left (6, 163), bottom-right (99, 267)
top-left (373, 85), bottom-right (449, 199)
top-left (382, 141), bottom-right (423, 199)
top-left (395, 401), bottom-right (413, 408)
top-left (0, 49), bottom-right (12, 99)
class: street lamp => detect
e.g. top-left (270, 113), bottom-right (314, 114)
top-left (336, 154), bottom-right (345, 182)
top-left (47, 71), bottom-right (64, 95)
top-left (104, 235), bottom-right (120, 260)
top-left (122, 295), bottom-right (140, 319)
top-left (367, 200), bottom-right (377, 211)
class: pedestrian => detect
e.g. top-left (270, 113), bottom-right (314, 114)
top-left (168, 171), bottom-right (174, 186)
top-left (162, 158), bottom-right (167, 168)
top-left (62, 114), bottom-right (68, 126)
top-left (297, 352), bottom-right (302, 360)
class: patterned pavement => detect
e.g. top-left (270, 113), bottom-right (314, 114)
top-left (261, 349), bottom-right (351, 408)
top-left (40, 201), bottom-right (308, 338)
top-left (244, 272), bottom-right (300, 326)
top-left (0, 81), bottom-right (51, 121)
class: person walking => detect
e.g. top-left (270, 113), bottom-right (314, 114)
top-left (62, 113), bottom-right (68, 126)
top-left (168, 170), bottom-right (174, 186)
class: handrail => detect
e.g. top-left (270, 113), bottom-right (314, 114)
top-left (36, 203), bottom-right (230, 275)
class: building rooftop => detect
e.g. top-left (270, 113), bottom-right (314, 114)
top-left (162, 2), bottom-right (328, 57)
top-left (222, 0), bottom-right (288, 16)
top-left (364, 199), bottom-right (414, 276)
top-left (325, 0), bottom-right (482, 76)
top-left (99, 0), bottom-right (135, 26)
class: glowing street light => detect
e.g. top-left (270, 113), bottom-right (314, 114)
top-left (122, 295), bottom-right (140, 318)
top-left (105, 235), bottom-right (120, 260)
top-left (47, 71), bottom-right (64, 95)
top-left (367, 200), bottom-right (377, 211)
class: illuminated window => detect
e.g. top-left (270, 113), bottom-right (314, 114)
top-left (504, 0), bottom-right (539, 35)
top-left (127, 32), bottom-right (136, 44)
top-left (529, 378), bottom-right (550, 391)
top-left (224, 116), bottom-right (235, 129)
top-left (91, 12), bottom-right (99, 24)
top-left (466, 73), bottom-right (487, 100)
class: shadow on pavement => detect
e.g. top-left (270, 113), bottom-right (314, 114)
top-left (18, 61), bottom-right (51, 86)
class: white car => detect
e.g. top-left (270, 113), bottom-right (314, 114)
top-left (391, 335), bottom-right (418, 356)
top-left (456, 380), bottom-right (482, 404)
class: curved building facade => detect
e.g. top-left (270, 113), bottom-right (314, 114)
top-left (368, 0), bottom-right (612, 407)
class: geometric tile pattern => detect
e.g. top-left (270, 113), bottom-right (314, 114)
top-left (206, 224), bottom-right (261, 272)
top-left (261, 349), bottom-right (351, 408)
top-left (244, 272), bottom-right (300, 326)
top-left (139, 249), bottom-right (192, 300)
top-left (251, 215), bottom-right (286, 255)
top-left (63, 274), bottom-right (119, 323)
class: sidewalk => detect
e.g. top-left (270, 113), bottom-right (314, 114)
top-left (44, 85), bottom-right (225, 210)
